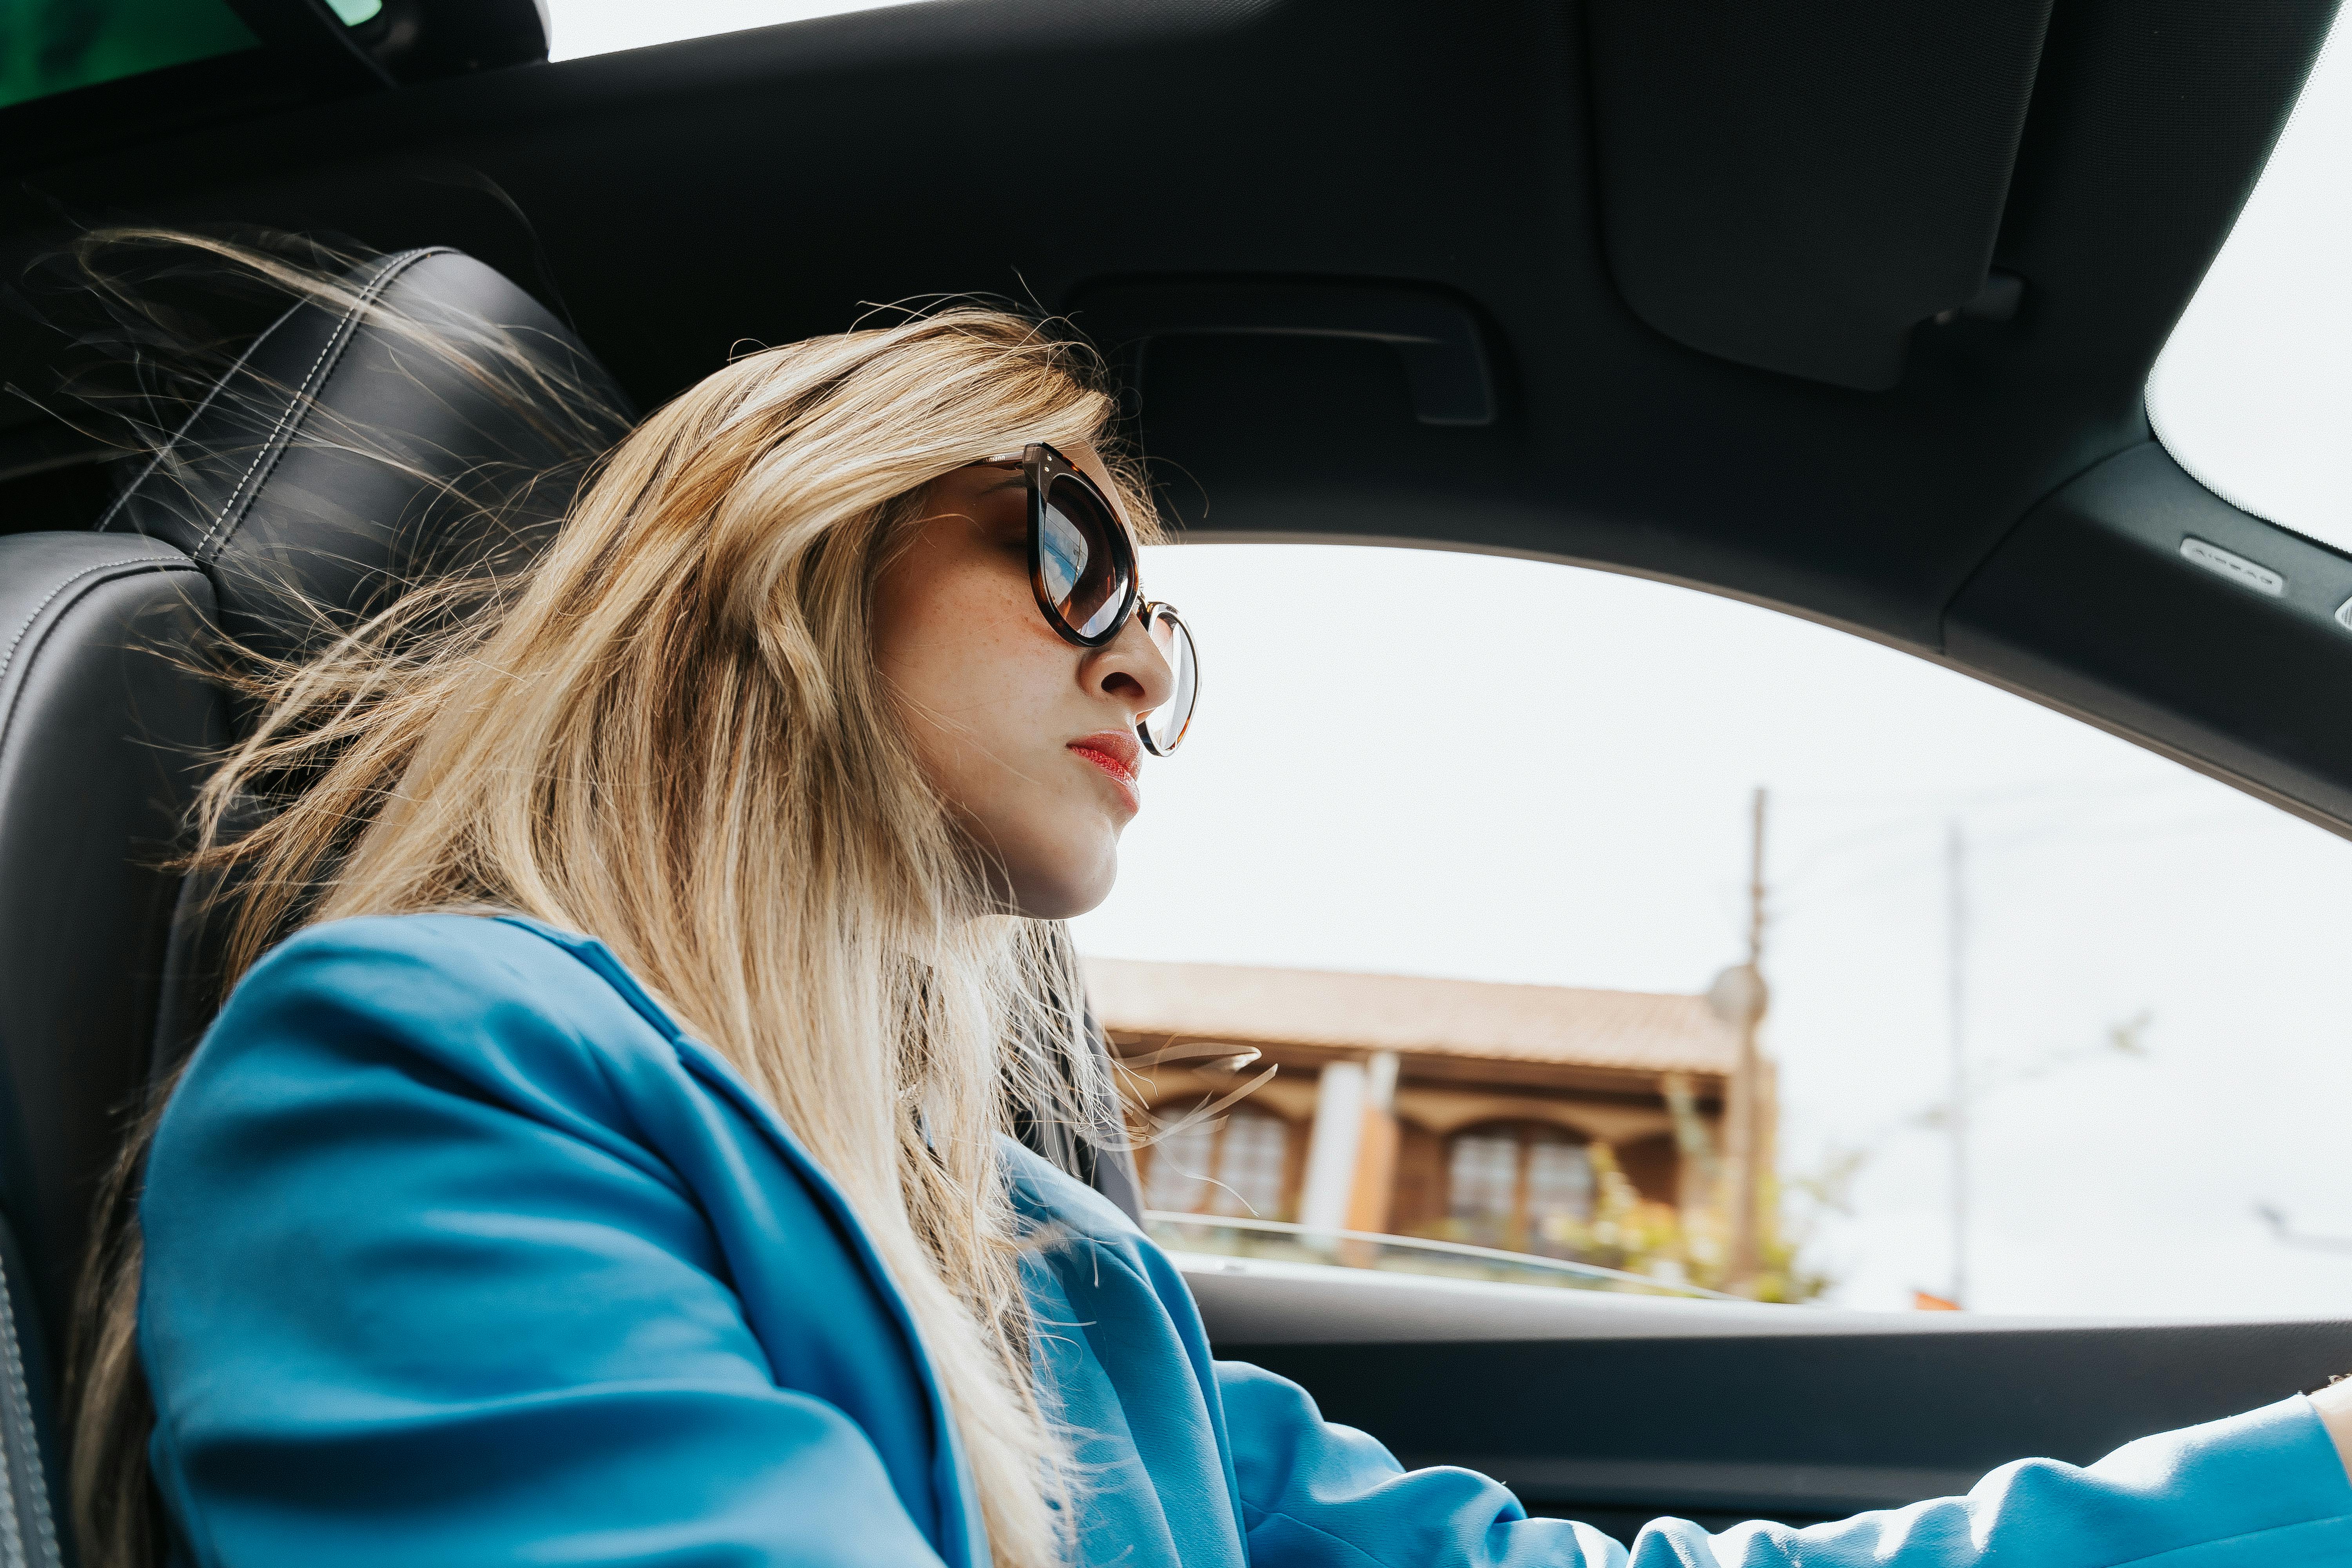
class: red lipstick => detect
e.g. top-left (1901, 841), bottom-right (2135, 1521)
top-left (1067, 730), bottom-right (1142, 809)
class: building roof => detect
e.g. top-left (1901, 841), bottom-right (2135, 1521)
top-left (1081, 956), bottom-right (1740, 1077)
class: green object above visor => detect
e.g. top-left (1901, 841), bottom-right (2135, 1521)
top-left (0, 0), bottom-right (382, 112)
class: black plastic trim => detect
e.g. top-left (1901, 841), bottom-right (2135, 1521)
top-left (1945, 440), bottom-right (2352, 827)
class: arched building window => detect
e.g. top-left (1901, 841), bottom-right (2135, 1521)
top-left (1445, 1120), bottom-right (1593, 1254)
top-left (1140, 1104), bottom-right (1294, 1219)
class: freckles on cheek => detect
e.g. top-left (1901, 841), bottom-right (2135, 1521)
top-left (890, 570), bottom-right (1053, 737)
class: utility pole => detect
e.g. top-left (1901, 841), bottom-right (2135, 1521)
top-left (1946, 818), bottom-right (1969, 1309)
top-left (1724, 787), bottom-right (1769, 1291)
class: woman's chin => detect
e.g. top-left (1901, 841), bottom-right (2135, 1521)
top-left (1005, 841), bottom-right (1121, 920)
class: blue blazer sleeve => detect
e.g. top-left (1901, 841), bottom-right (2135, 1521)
top-left (1216, 1361), bottom-right (2352, 1568)
top-left (139, 917), bottom-right (953, 1568)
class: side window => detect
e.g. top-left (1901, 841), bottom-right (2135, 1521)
top-left (1080, 543), bottom-right (2352, 1314)
top-left (1430, 1121), bottom-right (1596, 1252)
top-left (1138, 1104), bottom-right (1298, 1220)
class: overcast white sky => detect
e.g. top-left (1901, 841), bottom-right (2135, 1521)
top-left (2149, 20), bottom-right (2352, 551)
top-left (544, 0), bottom-right (908, 59)
top-left (544, 1), bottom-right (2352, 1317)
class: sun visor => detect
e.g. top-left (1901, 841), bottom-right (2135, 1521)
top-left (1586, 0), bottom-right (2052, 390)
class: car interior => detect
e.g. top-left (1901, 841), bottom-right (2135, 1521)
top-left (3, 0), bottom-right (2351, 1557)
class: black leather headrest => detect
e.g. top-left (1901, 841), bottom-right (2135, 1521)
top-left (96, 248), bottom-right (633, 665)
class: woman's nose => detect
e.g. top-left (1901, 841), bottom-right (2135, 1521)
top-left (1087, 607), bottom-right (1176, 717)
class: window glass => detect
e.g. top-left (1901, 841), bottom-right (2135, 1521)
top-left (541, 0), bottom-right (917, 62)
top-left (2147, 10), bottom-right (2352, 550)
top-left (1436, 1124), bottom-right (1597, 1256)
top-left (1212, 1110), bottom-right (1290, 1219)
top-left (1137, 1105), bottom-right (1294, 1220)
top-left (1141, 1119), bottom-right (1214, 1214)
top-left (0, 0), bottom-right (258, 111)
top-left (1079, 543), bottom-right (2352, 1314)
top-left (1526, 1134), bottom-right (1595, 1230)
top-left (1446, 1132), bottom-right (1519, 1228)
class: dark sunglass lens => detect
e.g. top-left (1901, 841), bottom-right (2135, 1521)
top-left (1040, 474), bottom-right (1129, 640)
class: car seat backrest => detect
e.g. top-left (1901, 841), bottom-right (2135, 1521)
top-left (0, 533), bottom-right (224, 1566)
top-left (0, 248), bottom-right (630, 1546)
top-left (0, 530), bottom-right (226, 1336)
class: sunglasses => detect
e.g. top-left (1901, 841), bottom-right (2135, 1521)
top-left (976, 443), bottom-right (1198, 757)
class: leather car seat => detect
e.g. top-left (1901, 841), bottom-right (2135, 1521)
top-left (0, 247), bottom-right (627, 1558)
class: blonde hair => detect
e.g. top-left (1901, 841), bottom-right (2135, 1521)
top-left (72, 273), bottom-right (1156, 1568)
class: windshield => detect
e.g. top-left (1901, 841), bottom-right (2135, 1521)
top-left (2147, 11), bottom-right (2352, 550)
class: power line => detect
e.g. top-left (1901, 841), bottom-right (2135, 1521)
top-left (1946, 819), bottom-right (1969, 1309)
top-left (1770, 803), bottom-right (2270, 916)
top-left (2256, 1204), bottom-right (2352, 1257)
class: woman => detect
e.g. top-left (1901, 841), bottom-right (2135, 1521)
top-left (70, 257), bottom-right (2352, 1568)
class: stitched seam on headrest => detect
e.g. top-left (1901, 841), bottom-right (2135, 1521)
top-left (0, 1232), bottom-right (59, 1568)
top-left (94, 298), bottom-right (305, 535)
top-left (189, 247), bottom-right (452, 564)
top-left (0, 557), bottom-right (202, 762)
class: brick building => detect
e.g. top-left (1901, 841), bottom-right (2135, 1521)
top-left (1085, 956), bottom-right (1770, 1262)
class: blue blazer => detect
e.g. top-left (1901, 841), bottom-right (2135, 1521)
top-left (140, 915), bottom-right (2352, 1567)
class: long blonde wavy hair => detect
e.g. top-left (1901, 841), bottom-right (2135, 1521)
top-left (70, 253), bottom-right (1153, 1568)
